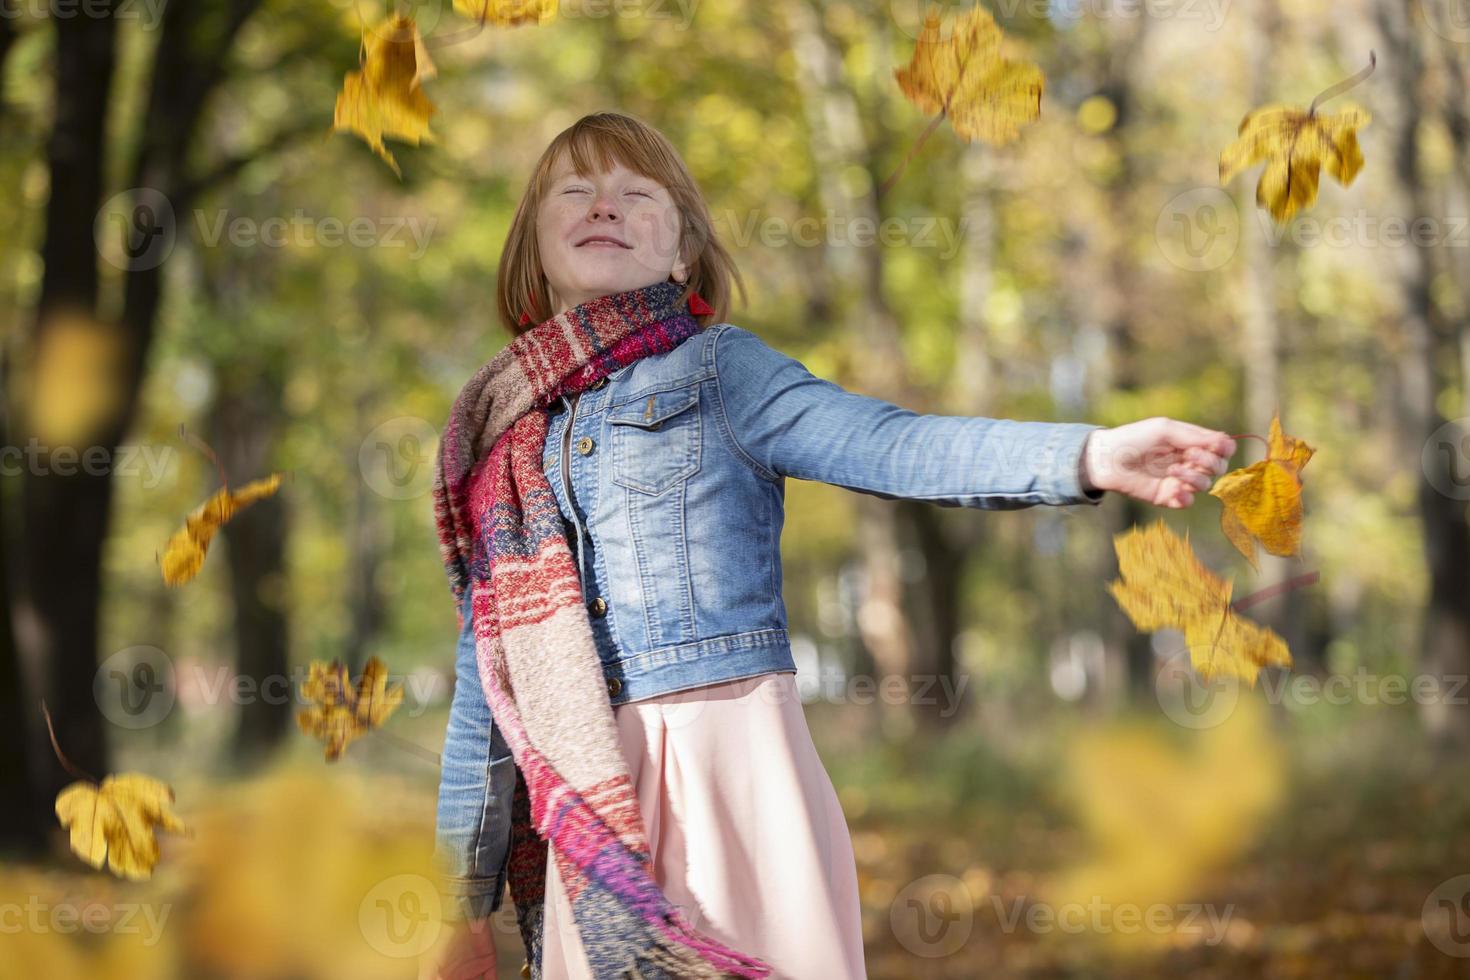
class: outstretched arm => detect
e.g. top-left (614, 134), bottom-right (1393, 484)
top-left (712, 324), bottom-right (1105, 510)
top-left (712, 325), bottom-right (1234, 511)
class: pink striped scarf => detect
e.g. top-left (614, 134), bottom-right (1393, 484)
top-left (432, 280), bottom-right (773, 978)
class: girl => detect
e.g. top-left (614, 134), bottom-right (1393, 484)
top-left (428, 111), bottom-right (1235, 980)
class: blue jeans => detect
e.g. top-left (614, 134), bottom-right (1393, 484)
top-left (434, 591), bottom-right (517, 921)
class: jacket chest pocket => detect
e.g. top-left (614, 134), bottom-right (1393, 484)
top-left (607, 385), bottom-right (702, 495)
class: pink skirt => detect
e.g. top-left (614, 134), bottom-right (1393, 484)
top-left (538, 670), bottom-right (867, 980)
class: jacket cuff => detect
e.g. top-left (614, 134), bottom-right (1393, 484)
top-left (439, 873), bottom-right (507, 922)
top-left (1041, 422), bottom-right (1108, 506)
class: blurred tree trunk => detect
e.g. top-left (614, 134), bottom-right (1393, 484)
top-left (1064, 12), bottom-right (1155, 702)
top-left (0, 346), bottom-right (42, 852)
top-left (785, 0), bottom-right (967, 733)
top-left (917, 145), bottom-right (1006, 728)
top-left (0, 3), bottom-right (18, 85)
top-left (17, 0), bottom-right (120, 845)
top-left (207, 370), bottom-right (291, 768)
top-left (195, 241), bottom-right (293, 768)
top-left (1377, 0), bottom-right (1470, 748)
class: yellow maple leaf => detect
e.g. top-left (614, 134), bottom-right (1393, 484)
top-left (452, 0), bottom-right (558, 27)
top-left (296, 656), bottom-right (404, 761)
top-left (1107, 520), bottom-right (1292, 685)
top-left (54, 773), bottom-right (190, 881)
top-left (893, 2), bottom-right (1043, 146)
top-left (333, 13), bottom-right (437, 177)
top-left (1208, 412), bottom-right (1316, 569)
top-left (1219, 101), bottom-right (1370, 223)
top-left (158, 473), bottom-right (284, 586)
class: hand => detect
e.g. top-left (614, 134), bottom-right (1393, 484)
top-left (1080, 417), bottom-right (1236, 509)
top-left (418, 916), bottom-right (498, 980)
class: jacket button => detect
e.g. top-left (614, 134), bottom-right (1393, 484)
top-left (607, 677), bottom-right (622, 696)
top-left (576, 435), bottom-right (595, 455)
top-left (588, 596), bottom-right (607, 616)
top-left (589, 376), bottom-right (608, 390)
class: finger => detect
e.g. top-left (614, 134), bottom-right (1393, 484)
top-left (1156, 476), bottom-right (1191, 508)
top-left (1168, 463), bottom-right (1213, 491)
top-left (1182, 446), bottom-right (1229, 475)
top-left (1167, 420), bottom-right (1237, 458)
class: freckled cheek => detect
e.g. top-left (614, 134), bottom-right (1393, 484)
top-left (628, 208), bottom-right (682, 260)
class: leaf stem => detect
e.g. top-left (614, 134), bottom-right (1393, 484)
top-left (1227, 432), bottom-right (1267, 448)
top-left (41, 700), bottom-right (100, 785)
top-left (1230, 570), bottom-right (1321, 613)
top-left (1308, 51), bottom-right (1376, 117)
top-left (877, 113), bottom-right (947, 199)
top-left (178, 422), bottom-right (230, 490)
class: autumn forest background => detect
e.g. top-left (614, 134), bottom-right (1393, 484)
top-left (3, 0), bottom-right (1470, 977)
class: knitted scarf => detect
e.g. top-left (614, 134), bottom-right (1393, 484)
top-left (432, 280), bottom-right (774, 979)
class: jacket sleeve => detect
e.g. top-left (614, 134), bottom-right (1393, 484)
top-left (433, 589), bottom-right (516, 921)
top-left (711, 324), bottom-right (1107, 510)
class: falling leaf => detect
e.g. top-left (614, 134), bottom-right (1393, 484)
top-left (27, 308), bottom-right (128, 448)
top-left (1046, 696), bottom-right (1283, 952)
top-left (158, 473), bottom-right (283, 586)
top-left (54, 773), bottom-right (190, 881)
top-left (1219, 102), bottom-right (1370, 223)
top-left (452, 0), bottom-right (558, 27)
top-left (1209, 413), bottom-right (1316, 569)
top-left (1107, 520), bottom-right (1292, 685)
top-left (296, 657), bottom-right (404, 761)
top-left (893, 2), bottom-right (1043, 146)
top-left (333, 13), bottom-right (437, 177)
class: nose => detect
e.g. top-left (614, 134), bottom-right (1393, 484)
top-left (587, 190), bottom-right (621, 222)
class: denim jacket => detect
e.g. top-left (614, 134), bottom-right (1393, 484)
top-left (434, 322), bottom-right (1106, 918)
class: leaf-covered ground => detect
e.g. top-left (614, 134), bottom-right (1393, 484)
top-left (5, 699), bottom-right (1466, 979)
top-left (819, 703), bottom-right (1470, 980)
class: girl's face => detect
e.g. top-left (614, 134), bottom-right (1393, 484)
top-left (536, 156), bottom-right (688, 316)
